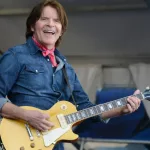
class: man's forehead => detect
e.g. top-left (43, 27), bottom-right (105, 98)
top-left (41, 6), bottom-right (58, 16)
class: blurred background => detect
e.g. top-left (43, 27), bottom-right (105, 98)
top-left (0, 0), bottom-right (150, 150)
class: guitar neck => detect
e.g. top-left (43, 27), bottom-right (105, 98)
top-left (64, 93), bottom-right (144, 124)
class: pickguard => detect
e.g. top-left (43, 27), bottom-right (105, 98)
top-left (43, 125), bottom-right (71, 147)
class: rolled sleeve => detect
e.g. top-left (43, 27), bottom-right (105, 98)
top-left (0, 98), bottom-right (11, 111)
top-left (89, 113), bottom-right (110, 123)
top-left (100, 115), bottom-right (110, 123)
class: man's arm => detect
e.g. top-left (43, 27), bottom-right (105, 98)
top-left (100, 90), bottom-right (141, 119)
top-left (1, 102), bottom-right (26, 119)
top-left (1, 102), bottom-right (54, 131)
top-left (70, 70), bottom-right (141, 121)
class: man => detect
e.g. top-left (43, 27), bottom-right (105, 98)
top-left (0, 0), bottom-right (141, 149)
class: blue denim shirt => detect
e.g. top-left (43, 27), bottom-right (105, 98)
top-left (0, 37), bottom-right (103, 150)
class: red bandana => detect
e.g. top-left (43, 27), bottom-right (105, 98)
top-left (32, 37), bottom-right (57, 67)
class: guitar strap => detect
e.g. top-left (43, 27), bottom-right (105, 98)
top-left (62, 66), bottom-right (78, 108)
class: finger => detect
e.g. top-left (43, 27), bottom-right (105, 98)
top-left (130, 96), bottom-right (141, 108)
top-left (43, 113), bottom-right (50, 119)
top-left (127, 97), bottom-right (136, 111)
top-left (133, 89), bottom-right (140, 95)
top-left (126, 104), bottom-right (133, 113)
top-left (39, 124), bottom-right (50, 132)
top-left (37, 126), bottom-right (46, 132)
top-left (43, 119), bottom-right (54, 127)
top-left (135, 97), bottom-right (141, 106)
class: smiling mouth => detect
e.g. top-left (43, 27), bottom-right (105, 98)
top-left (43, 30), bottom-right (55, 35)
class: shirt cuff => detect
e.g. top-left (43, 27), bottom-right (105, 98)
top-left (0, 98), bottom-right (11, 111)
top-left (100, 116), bottom-right (110, 124)
top-left (91, 115), bottom-right (110, 124)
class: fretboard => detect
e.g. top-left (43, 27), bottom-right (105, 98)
top-left (65, 93), bottom-right (144, 124)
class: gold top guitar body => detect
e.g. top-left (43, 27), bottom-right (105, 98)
top-left (0, 101), bottom-right (79, 150)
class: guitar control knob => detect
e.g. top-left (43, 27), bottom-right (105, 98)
top-left (20, 147), bottom-right (25, 150)
top-left (30, 143), bottom-right (35, 148)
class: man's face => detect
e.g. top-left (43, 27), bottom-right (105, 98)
top-left (32, 5), bottom-right (62, 49)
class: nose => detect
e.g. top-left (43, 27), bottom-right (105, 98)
top-left (48, 19), bottom-right (54, 27)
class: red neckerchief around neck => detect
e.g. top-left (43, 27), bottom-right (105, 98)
top-left (32, 36), bottom-right (58, 67)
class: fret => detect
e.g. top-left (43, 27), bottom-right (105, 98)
top-left (93, 106), bottom-right (98, 115)
top-left (116, 100), bottom-right (122, 107)
top-left (88, 107), bottom-right (95, 116)
top-left (69, 115), bottom-right (74, 123)
top-left (85, 109), bottom-right (89, 117)
top-left (75, 112), bottom-right (81, 120)
top-left (80, 110), bottom-right (86, 118)
top-left (112, 100), bottom-right (118, 108)
top-left (120, 98), bottom-right (127, 106)
top-left (86, 108), bottom-right (92, 117)
top-left (78, 111), bottom-right (83, 120)
top-left (107, 102), bottom-right (113, 110)
top-left (94, 105), bottom-right (100, 114)
top-left (84, 109), bottom-right (89, 118)
top-left (71, 113), bottom-right (77, 122)
top-left (67, 115), bottom-right (73, 124)
top-left (74, 113), bottom-right (78, 121)
top-left (103, 103), bottom-right (109, 112)
top-left (99, 105), bottom-right (105, 112)
top-left (96, 105), bottom-right (102, 114)
top-left (71, 114), bottom-right (75, 122)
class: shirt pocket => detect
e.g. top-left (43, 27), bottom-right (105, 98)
top-left (19, 64), bottom-right (46, 90)
top-left (24, 65), bottom-right (45, 74)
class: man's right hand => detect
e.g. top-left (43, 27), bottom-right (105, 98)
top-left (1, 103), bottom-right (54, 132)
top-left (24, 110), bottom-right (54, 132)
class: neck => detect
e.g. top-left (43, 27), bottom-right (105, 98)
top-left (64, 92), bottom-right (144, 125)
top-left (32, 36), bottom-right (54, 50)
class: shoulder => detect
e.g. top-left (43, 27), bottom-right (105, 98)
top-left (0, 43), bottom-right (30, 65)
top-left (7, 43), bottom-right (29, 55)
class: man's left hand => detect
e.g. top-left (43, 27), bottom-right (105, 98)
top-left (122, 89), bottom-right (141, 114)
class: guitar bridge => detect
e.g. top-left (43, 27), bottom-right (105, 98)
top-left (57, 114), bottom-right (68, 129)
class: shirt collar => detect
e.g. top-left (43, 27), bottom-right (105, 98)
top-left (26, 36), bottom-right (67, 63)
top-left (26, 37), bottom-right (41, 55)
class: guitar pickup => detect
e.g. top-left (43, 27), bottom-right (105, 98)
top-left (57, 114), bottom-right (68, 129)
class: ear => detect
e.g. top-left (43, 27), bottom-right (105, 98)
top-left (60, 31), bottom-right (63, 36)
top-left (31, 26), bottom-right (34, 32)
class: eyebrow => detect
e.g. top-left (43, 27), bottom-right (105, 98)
top-left (40, 16), bottom-right (49, 19)
top-left (41, 16), bottom-right (59, 19)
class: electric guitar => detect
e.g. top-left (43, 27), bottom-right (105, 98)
top-left (0, 88), bottom-right (150, 150)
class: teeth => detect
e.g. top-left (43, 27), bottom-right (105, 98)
top-left (43, 30), bottom-right (55, 34)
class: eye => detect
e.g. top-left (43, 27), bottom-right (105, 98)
top-left (55, 19), bottom-right (60, 22)
top-left (41, 17), bottom-right (48, 21)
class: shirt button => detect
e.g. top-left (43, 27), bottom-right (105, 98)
top-left (47, 59), bottom-right (50, 61)
top-left (64, 59), bottom-right (66, 61)
top-left (35, 70), bottom-right (38, 73)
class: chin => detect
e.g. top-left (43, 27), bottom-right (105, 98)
top-left (44, 42), bottom-right (55, 48)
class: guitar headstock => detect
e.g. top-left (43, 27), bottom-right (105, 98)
top-left (143, 86), bottom-right (150, 101)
